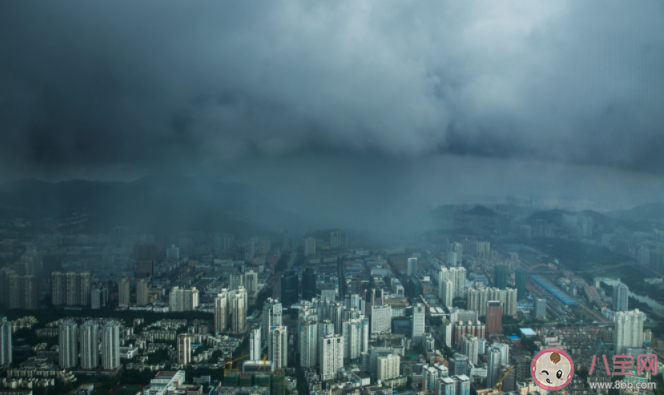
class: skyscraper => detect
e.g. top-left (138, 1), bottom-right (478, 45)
top-left (66, 272), bottom-right (80, 306)
top-left (59, 320), bottom-right (78, 369)
top-left (118, 278), bottom-right (131, 307)
top-left (80, 321), bottom-right (99, 370)
top-left (178, 333), bottom-right (191, 365)
top-left (533, 298), bottom-right (546, 319)
top-left (231, 287), bottom-right (247, 332)
top-left (446, 251), bottom-right (457, 268)
top-left (320, 334), bottom-right (344, 381)
top-left (302, 268), bottom-right (317, 301)
top-left (136, 279), bottom-right (149, 306)
top-left (79, 272), bottom-right (91, 306)
top-left (450, 242), bottom-right (463, 266)
top-left (440, 279), bottom-right (454, 308)
top-left (22, 275), bottom-right (37, 310)
top-left (250, 328), bottom-right (262, 362)
top-left (102, 321), bottom-right (121, 371)
top-left (412, 303), bottom-right (425, 343)
top-left (461, 334), bottom-right (479, 364)
top-left (304, 238), bottom-right (316, 257)
top-left (269, 326), bottom-right (288, 371)
top-left (51, 271), bottom-right (66, 306)
top-left (299, 319), bottom-right (318, 368)
top-left (486, 301), bottom-right (503, 334)
top-left (493, 265), bottom-right (507, 290)
top-left (262, 298), bottom-right (283, 342)
top-left (281, 271), bottom-right (298, 307)
top-left (371, 305), bottom-right (392, 334)
top-left (515, 268), bottom-right (527, 300)
top-left (377, 354), bottom-right (400, 381)
top-left (487, 346), bottom-right (502, 388)
top-left (0, 316), bottom-right (11, 366)
top-left (214, 290), bottom-right (229, 333)
top-left (613, 309), bottom-right (646, 354)
top-left (407, 258), bottom-right (418, 276)
top-left (229, 273), bottom-right (244, 291)
top-left (613, 283), bottom-right (629, 312)
top-left (244, 270), bottom-right (258, 298)
top-left (337, 260), bottom-right (347, 299)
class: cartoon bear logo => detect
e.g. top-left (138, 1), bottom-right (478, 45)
top-left (531, 348), bottom-right (574, 390)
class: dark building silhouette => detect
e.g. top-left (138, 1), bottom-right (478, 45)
top-left (302, 268), bottom-right (317, 301)
top-left (337, 260), bottom-right (347, 299)
top-left (486, 300), bottom-right (503, 334)
top-left (281, 270), bottom-right (298, 307)
top-left (494, 265), bottom-right (507, 290)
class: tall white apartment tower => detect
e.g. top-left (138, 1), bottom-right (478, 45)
top-left (304, 238), bottom-right (317, 257)
top-left (407, 258), bottom-right (418, 276)
top-left (613, 283), bottom-right (629, 312)
top-left (0, 316), bottom-right (11, 366)
top-left (299, 319), bottom-right (318, 368)
top-left (80, 321), bottom-right (99, 370)
top-left (320, 334), bottom-right (344, 381)
top-left (377, 354), bottom-right (401, 381)
top-left (250, 328), bottom-right (262, 362)
top-left (178, 333), bottom-right (192, 365)
top-left (231, 287), bottom-right (248, 332)
top-left (214, 290), bottom-right (229, 333)
top-left (262, 298), bottom-right (283, 343)
top-left (102, 321), bottom-right (121, 370)
top-left (244, 270), bottom-right (258, 297)
top-left (412, 304), bottom-right (426, 343)
top-left (614, 309), bottom-right (646, 354)
top-left (269, 326), bottom-right (288, 371)
top-left (59, 320), bottom-right (78, 369)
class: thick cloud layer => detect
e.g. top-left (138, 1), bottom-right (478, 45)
top-left (1, 0), bottom-right (664, 177)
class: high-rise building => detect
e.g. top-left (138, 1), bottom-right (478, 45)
top-left (304, 238), bottom-right (316, 257)
top-left (342, 319), bottom-right (364, 360)
top-left (281, 271), bottom-right (298, 307)
top-left (66, 272), bottom-right (80, 306)
top-left (80, 321), bottom-right (99, 370)
top-left (262, 298), bottom-right (283, 342)
top-left (302, 268), bottom-right (317, 301)
top-left (79, 273), bottom-right (91, 306)
top-left (118, 278), bottom-right (131, 307)
top-left (0, 316), bottom-right (11, 366)
top-left (102, 321), bottom-right (121, 371)
top-left (487, 346), bottom-right (502, 388)
top-left (452, 267), bottom-right (466, 298)
top-left (59, 320), bottom-right (78, 369)
top-left (461, 334), bottom-right (479, 364)
top-left (371, 305), bottom-right (392, 334)
top-left (91, 285), bottom-right (108, 310)
top-left (269, 326), bottom-right (288, 371)
top-left (486, 301), bottom-right (503, 334)
top-left (440, 279), bottom-right (454, 308)
top-left (515, 268), bottom-right (527, 300)
top-left (183, 287), bottom-right (199, 311)
top-left (178, 333), bottom-right (191, 365)
top-left (231, 287), bottom-right (248, 332)
top-left (214, 290), bottom-right (229, 333)
top-left (330, 230), bottom-right (347, 249)
top-left (412, 303), bottom-right (426, 343)
top-left (320, 334), bottom-right (344, 381)
top-left (377, 354), bottom-right (400, 381)
top-left (613, 283), bottom-right (629, 312)
top-left (244, 270), bottom-right (258, 298)
top-left (407, 258), bottom-right (418, 276)
top-left (467, 286), bottom-right (517, 316)
top-left (476, 242), bottom-right (491, 259)
top-left (337, 260), bottom-right (347, 299)
top-left (51, 272), bottom-right (66, 306)
top-left (136, 279), bottom-right (149, 306)
top-left (493, 265), bottom-right (507, 290)
top-left (533, 298), bottom-right (546, 319)
top-left (613, 309), bottom-right (646, 354)
top-left (22, 275), bottom-right (37, 310)
top-left (250, 328), bottom-right (262, 362)
top-left (299, 319), bottom-right (318, 368)
top-left (454, 375), bottom-right (471, 395)
top-left (229, 273), bottom-right (244, 291)
top-left (450, 353), bottom-right (469, 376)
top-left (447, 251), bottom-right (457, 268)
top-left (450, 242), bottom-right (463, 266)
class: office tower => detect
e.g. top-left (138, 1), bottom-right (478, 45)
top-left (533, 298), bottom-right (546, 318)
top-left (450, 242), bottom-right (463, 266)
top-left (244, 270), bottom-right (258, 298)
top-left (118, 278), bottom-right (130, 307)
top-left (447, 251), bottom-right (457, 268)
top-left (422, 364), bottom-right (439, 392)
top-left (299, 319), bottom-right (318, 368)
top-left (515, 268), bottom-right (527, 300)
top-left (493, 265), bottom-right (507, 290)
top-left (613, 309), bottom-right (646, 354)
top-left (166, 244), bottom-right (180, 260)
top-left (0, 316), bottom-right (11, 366)
top-left (269, 326), bottom-right (288, 371)
top-left (337, 260), bottom-right (347, 299)
top-left (412, 303), bottom-right (426, 343)
top-left (487, 346), bottom-right (502, 388)
top-left (101, 321), bottom-right (121, 371)
top-left (214, 290), bottom-right (229, 333)
top-left (136, 279), bottom-right (149, 306)
top-left (613, 283), bottom-right (629, 312)
top-left (342, 319), bottom-right (364, 360)
top-left (262, 298), bottom-right (283, 342)
top-left (59, 320), bottom-right (78, 369)
top-left (231, 287), bottom-right (248, 332)
top-left (79, 273), bottom-right (91, 306)
top-left (461, 334), bottom-right (479, 364)
top-left (250, 328), bottom-right (262, 361)
top-left (51, 271), bottom-right (66, 306)
top-left (22, 275), bottom-right (37, 310)
top-left (377, 354), bottom-right (400, 381)
top-left (486, 301), bottom-right (503, 334)
top-left (65, 272), bottom-right (80, 306)
top-left (7, 273), bottom-right (22, 309)
top-left (183, 287), bottom-right (199, 311)
top-left (450, 353), bottom-right (469, 376)
top-left (452, 267), bottom-right (466, 298)
top-left (304, 238), bottom-right (316, 257)
top-left (320, 334), bottom-right (344, 381)
top-left (178, 333), bottom-right (191, 365)
top-left (371, 305), bottom-right (392, 334)
top-left (407, 257), bottom-right (418, 276)
top-left (80, 321), bottom-right (99, 370)
top-left (302, 268), bottom-right (317, 301)
top-left (229, 273), bottom-right (244, 291)
top-left (281, 271), bottom-right (298, 307)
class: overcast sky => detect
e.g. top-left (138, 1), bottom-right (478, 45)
top-left (1, 1), bottom-right (664, 210)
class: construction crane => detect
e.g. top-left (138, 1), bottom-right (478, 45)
top-left (493, 365), bottom-right (515, 392)
top-left (224, 354), bottom-right (250, 370)
top-left (260, 354), bottom-right (268, 371)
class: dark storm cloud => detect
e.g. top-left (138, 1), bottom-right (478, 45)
top-left (1, 0), bottom-right (664, 176)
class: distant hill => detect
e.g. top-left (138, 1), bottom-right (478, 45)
top-left (527, 208), bottom-right (652, 232)
top-left (463, 205), bottom-right (497, 217)
top-left (0, 174), bottom-right (305, 237)
top-left (608, 202), bottom-right (664, 222)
